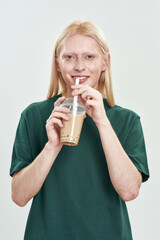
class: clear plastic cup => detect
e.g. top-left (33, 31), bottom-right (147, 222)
top-left (60, 98), bottom-right (87, 146)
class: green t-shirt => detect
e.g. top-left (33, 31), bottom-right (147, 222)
top-left (10, 94), bottom-right (150, 240)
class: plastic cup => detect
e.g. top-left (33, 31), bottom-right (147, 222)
top-left (60, 98), bottom-right (87, 146)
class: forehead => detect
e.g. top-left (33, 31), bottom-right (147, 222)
top-left (60, 34), bottom-right (102, 55)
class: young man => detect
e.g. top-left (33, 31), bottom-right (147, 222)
top-left (10, 20), bottom-right (150, 240)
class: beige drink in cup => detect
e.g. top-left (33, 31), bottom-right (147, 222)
top-left (60, 98), bottom-right (87, 146)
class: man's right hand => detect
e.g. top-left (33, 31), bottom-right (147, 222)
top-left (45, 96), bottom-right (70, 147)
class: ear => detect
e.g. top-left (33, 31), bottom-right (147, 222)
top-left (55, 59), bottom-right (61, 72)
top-left (102, 52), bottom-right (110, 71)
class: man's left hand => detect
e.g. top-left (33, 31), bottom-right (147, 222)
top-left (71, 84), bottom-right (107, 126)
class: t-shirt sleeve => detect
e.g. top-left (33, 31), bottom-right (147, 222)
top-left (10, 114), bottom-right (33, 177)
top-left (123, 116), bottom-right (150, 182)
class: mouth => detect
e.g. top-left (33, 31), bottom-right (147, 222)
top-left (71, 76), bottom-right (89, 84)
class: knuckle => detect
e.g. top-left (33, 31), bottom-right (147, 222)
top-left (61, 107), bottom-right (68, 112)
top-left (51, 112), bottom-right (55, 117)
top-left (53, 106), bottom-right (57, 111)
top-left (57, 119), bottom-right (61, 125)
top-left (64, 114), bottom-right (69, 119)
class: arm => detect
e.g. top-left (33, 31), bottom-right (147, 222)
top-left (97, 117), bottom-right (142, 202)
top-left (11, 96), bottom-right (70, 207)
top-left (71, 84), bottom-right (142, 202)
top-left (12, 142), bottom-right (62, 207)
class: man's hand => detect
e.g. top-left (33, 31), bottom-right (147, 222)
top-left (71, 84), bottom-right (107, 126)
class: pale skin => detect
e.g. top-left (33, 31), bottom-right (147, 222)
top-left (71, 84), bottom-right (142, 201)
top-left (12, 34), bottom-right (142, 207)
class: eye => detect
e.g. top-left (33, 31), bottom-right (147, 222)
top-left (66, 55), bottom-right (73, 60)
top-left (86, 55), bottom-right (94, 59)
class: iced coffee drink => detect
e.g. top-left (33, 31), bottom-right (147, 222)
top-left (60, 98), bottom-right (87, 146)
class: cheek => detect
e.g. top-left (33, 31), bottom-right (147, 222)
top-left (87, 62), bottom-right (102, 75)
top-left (60, 62), bottom-right (73, 73)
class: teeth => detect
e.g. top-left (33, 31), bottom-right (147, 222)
top-left (73, 76), bottom-right (88, 80)
top-left (79, 77), bottom-right (87, 80)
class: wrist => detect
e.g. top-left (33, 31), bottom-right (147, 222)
top-left (45, 141), bottom-right (63, 153)
top-left (96, 116), bottom-right (111, 130)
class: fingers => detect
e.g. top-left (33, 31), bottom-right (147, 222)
top-left (71, 85), bottom-right (97, 100)
top-left (48, 111), bottom-right (70, 122)
top-left (54, 96), bottom-right (65, 108)
top-left (53, 106), bottom-right (70, 114)
top-left (71, 85), bottom-right (87, 96)
top-left (48, 106), bottom-right (70, 122)
top-left (52, 96), bottom-right (70, 115)
top-left (85, 99), bottom-right (97, 107)
top-left (81, 91), bottom-right (92, 101)
top-left (46, 117), bottom-right (63, 129)
top-left (46, 96), bottom-right (70, 129)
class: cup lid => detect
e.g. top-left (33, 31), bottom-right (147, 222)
top-left (60, 97), bottom-right (88, 111)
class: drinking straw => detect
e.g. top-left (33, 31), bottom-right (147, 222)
top-left (70, 78), bottom-right (79, 139)
top-left (73, 77), bottom-right (80, 113)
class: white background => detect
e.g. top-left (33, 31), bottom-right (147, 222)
top-left (0, 0), bottom-right (159, 239)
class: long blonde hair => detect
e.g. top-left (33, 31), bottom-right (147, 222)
top-left (47, 20), bottom-right (115, 107)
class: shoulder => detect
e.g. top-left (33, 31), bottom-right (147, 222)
top-left (21, 95), bottom-right (61, 120)
top-left (105, 100), bottom-right (140, 126)
top-left (106, 103), bottom-right (142, 142)
top-left (110, 104), bottom-right (140, 119)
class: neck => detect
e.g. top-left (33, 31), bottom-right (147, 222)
top-left (61, 86), bottom-right (73, 98)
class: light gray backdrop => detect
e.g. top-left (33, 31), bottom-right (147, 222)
top-left (0, 0), bottom-right (159, 239)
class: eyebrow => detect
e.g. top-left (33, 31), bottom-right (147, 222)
top-left (62, 52), bottom-right (98, 56)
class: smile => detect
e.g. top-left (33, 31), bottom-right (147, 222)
top-left (71, 76), bottom-right (89, 83)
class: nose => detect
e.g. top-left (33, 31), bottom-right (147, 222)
top-left (74, 58), bottom-right (85, 71)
